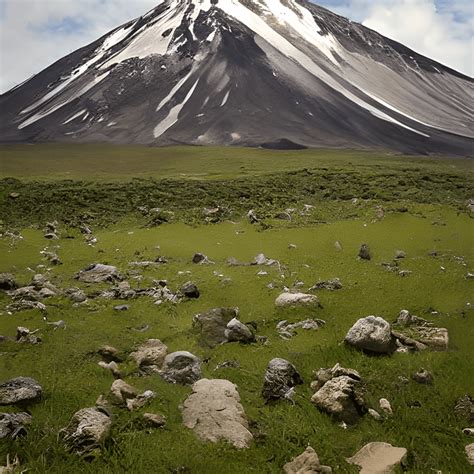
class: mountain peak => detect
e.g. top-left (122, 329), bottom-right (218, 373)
top-left (0, 0), bottom-right (472, 155)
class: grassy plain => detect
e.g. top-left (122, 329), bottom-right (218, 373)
top-left (0, 145), bottom-right (473, 473)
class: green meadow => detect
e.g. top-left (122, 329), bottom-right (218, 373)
top-left (0, 145), bottom-right (473, 473)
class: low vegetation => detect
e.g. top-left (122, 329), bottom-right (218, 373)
top-left (0, 145), bottom-right (472, 472)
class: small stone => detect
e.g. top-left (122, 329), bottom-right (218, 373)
top-left (344, 316), bottom-right (396, 354)
top-left (8, 192), bottom-right (20, 199)
top-left (465, 443), bottom-right (474, 465)
top-left (247, 209), bottom-right (259, 224)
top-left (275, 292), bottom-right (319, 307)
top-left (192, 307), bottom-right (238, 347)
top-left (454, 395), bottom-right (474, 422)
top-left (114, 304), bottom-right (129, 311)
top-left (347, 442), bottom-right (407, 473)
top-left (283, 446), bottom-right (332, 473)
top-left (224, 318), bottom-right (255, 343)
top-left (358, 244), bottom-right (371, 260)
top-left (44, 233), bottom-right (59, 240)
top-left (395, 250), bottom-right (406, 259)
top-left (75, 263), bottom-right (122, 284)
top-left (192, 253), bottom-right (211, 264)
top-left (161, 351), bottom-right (201, 385)
top-left (180, 281), bottom-right (200, 298)
top-left (130, 339), bottom-right (168, 370)
top-left (98, 345), bottom-right (122, 363)
top-left (412, 368), bottom-right (434, 385)
top-left (98, 361), bottom-right (121, 378)
top-left (379, 398), bottom-right (393, 416)
top-left (262, 358), bottom-right (303, 402)
top-left (143, 412), bottom-right (166, 428)
top-left (368, 408), bottom-right (382, 421)
top-left (109, 379), bottom-right (138, 405)
top-left (0, 273), bottom-right (17, 291)
top-left (463, 428), bottom-right (474, 436)
top-left (60, 407), bottom-right (111, 456)
top-left (0, 412), bottom-right (32, 439)
top-left (126, 390), bottom-right (156, 411)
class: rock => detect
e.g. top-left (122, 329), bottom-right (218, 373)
top-left (466, 443), bottom-right (474, 465)
top-left (75, 263), bottom-right (122, 283)
top-left (412, 327), bottom-right (449, 351)
top-left (0, 412), bottom-right (32, 439)
top-left (0, 273), bottom-right (16, 291)
top-left (334, 241), bottom-right (343, 251)
top-left (44, 232), bottom-right (59, 240)
top-left (98, 361), bottom-right (121, 378)
top-left (0, 377), bottom-right (43, 406)
top-left (379, 398), bottom-right (393, 416)
top-left (180, 281), bottom-right (200, 298)
top-left (69, 289), bottom-right (87, 303)
top-left (311, 365), bottom-right (366, 424)
top-left (395, 250), bottom-right (406, 259)
top-left (8, 192), bottom-right (20, 199)
top-left (310, 278), bottom-right (342, 291)
top-left (344, 316), bottom-right (396, 354)
top-left (412, 368), bottom-right (434, 385)
top-left (253, 253), bottom-right (279, 266)
top-left (47, 320), bottom-right (66, 330)
top-left (98, 345), bottom-right (122, 363)
top-left (277, 319), bottom-right (326, 339)
top-left (161, 351), bottom-right (201, 385)
top-left (215, 360), bottom-right (241, 371)
top-left (192, 253), bottom-right (212, 264)
top-left (262, 358), bottom-right (303, 402)
top-left (16, 327), bottom-right (41, 344)
top-left (395, 309), bottom-right (430, 327)
top-left (358, 244), bottom-right (371, 260)
top-left (109, 379), bottom-right (138, 405)
top-left (275, 292), bottom-right (319, 307)
top-left (275, 212), bottom-right (292, 221)
top-left (130, 339), bottom-right (168, 370)
top-left (60, 407), bottom-right (111, 456)
top-left (192, 307), bottom-right (238, 347)
top-left (455, 395), bottom-right (474, 422)
top-left (347, 442), bottom-right (407, 473)
top-left (283, 446), bottom-right (332, 473)
top-left (113, 304), bottom-right (129, 311)
top-left (126, 390), bottom-right (156, 411)
top-left (181, 378), bottom-right (253, 449)
top-left (463, 428), bottom-right (474, 436)
top-left (224, 318), bottom-right (255, 343)
top-left (143, 412), bottom-right (166, 428)
top-left (368, 409), bottom-right (382, 421)
top-left (247, 209), bottom-right (259, 224)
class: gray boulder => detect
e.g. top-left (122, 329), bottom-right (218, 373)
top-left (60, 407), bottom-right (111, 456)
top-left (310, 364), bottom-right (366, 424)
top-left (193, 307), bottom-right (238, 347)
top-left (454, 395), bottom-right (474, 423)
top-left (345, 316), bottom-right (396, 354)
top-left (283, 446), bottom-right (332, 473)
top-left (75, 264), bottom-right (122, 283)
top-left (0, 412), bottom-right (32, 439)
top-left (161, 351), bottom-right (201, 385)
top-left (129, 339), bottom-right (168, 370)
top-left (346, 442), bottom-right (407, 473)
top-left (224, 318), bottom-right (255, 343)
top-left (275, 292), bottom-right (319, 307)
top-left (0, 273), bottom-right (17, 291)
top-left (358, 243), bottom-right (371, 260)
top-left (180, 281), bottom-right (200, 298)
top-left (262, 358), bottom-right (303, 402)
top-left (182, 378), bottom-right (253, 449)
top-left (0, 377), bottom-right (43, 406)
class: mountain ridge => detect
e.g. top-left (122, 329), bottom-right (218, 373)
top-left (0, 0), bottom-right (472, 155)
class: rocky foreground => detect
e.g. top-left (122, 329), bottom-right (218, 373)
top-left (0, 206), bottom-right (473, 472)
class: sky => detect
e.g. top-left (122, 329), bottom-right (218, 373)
top-left (0, 0), bottom-right (472, 93)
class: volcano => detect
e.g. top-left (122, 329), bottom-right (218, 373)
top-left (0, 0), bottom-right (472, 155)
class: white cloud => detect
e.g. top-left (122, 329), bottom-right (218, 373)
top-left (0, 0), bottom-right (157, 92)
top-left (0, 0), bottom-right (472, 93)
top-left (360, 0), bottom-right (473, 76)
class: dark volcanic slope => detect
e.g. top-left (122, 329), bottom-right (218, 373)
top-left (0, 0), bottom-right (472, 155)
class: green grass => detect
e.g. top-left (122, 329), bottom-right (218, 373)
top-left (0, 145), bottom-right (473, 473)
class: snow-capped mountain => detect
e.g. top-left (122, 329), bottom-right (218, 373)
top-left (0, 0), bottom-right (472, 154)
